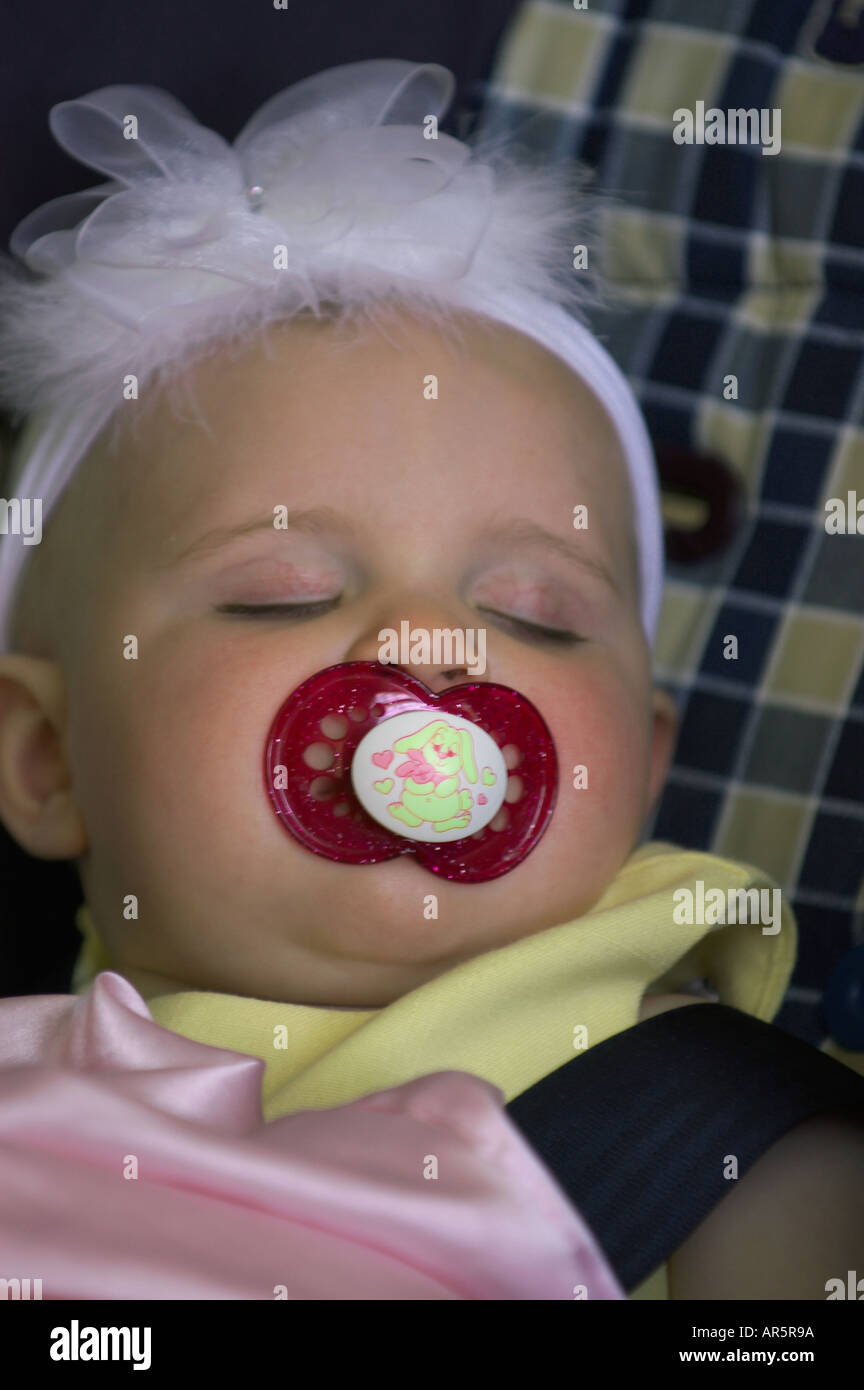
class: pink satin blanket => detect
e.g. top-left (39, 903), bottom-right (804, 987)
top-left (0, 971), bottom-right (622, 1300)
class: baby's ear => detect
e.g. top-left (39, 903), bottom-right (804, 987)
top-left (647, 685), bottom-right (679, 814)
top-left (0, 654), bottom-right (87, 859)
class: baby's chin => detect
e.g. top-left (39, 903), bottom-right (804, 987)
top-left (273, 847), bottom-right (609, 970)
top-left (115, 867), bottom-right (594, 1008)
top-left (108, 821), bottom-right (630, 1006)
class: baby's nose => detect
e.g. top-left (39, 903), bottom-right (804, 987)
top-left (414, 662), bottom-right (471, 693)
top-left (346, 607), bottom-right (485, 694)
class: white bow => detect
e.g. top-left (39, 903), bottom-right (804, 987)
top-left (10, 61), bottom-right (494, 328)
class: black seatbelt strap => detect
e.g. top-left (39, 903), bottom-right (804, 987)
top-left (505, 1003), bottom-right (864, 1293)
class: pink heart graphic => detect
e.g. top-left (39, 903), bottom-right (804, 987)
top-left (477, 794), bottom-right (488, 805)
top-left (372, 750), bottom-right (393, 769)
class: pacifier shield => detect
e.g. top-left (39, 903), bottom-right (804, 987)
top-left (264, 661), bottom-right (557, 882)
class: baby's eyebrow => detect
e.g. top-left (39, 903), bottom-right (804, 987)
top-left (158, 506), bottom-right (356, 568)
top-left (157, 508), bottom-right (622, 597)
top-left (478, 519), bottom-right (623, 598)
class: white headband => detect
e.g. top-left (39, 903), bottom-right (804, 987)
top-left (0, 60), bottom-right (663, 652)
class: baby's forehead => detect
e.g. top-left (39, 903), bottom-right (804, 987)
top-left (149, 307), bottom-right (631, 480)
top-left (45, 308), bottom-right (641, 599)
top-left (130, 309), bottom-right (636, 551)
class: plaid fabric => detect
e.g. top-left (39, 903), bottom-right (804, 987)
top-left (472, 0), bottom-right (864, 1046)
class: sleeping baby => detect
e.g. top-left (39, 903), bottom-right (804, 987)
top-left (0, 59), bottom-right (861, 1302)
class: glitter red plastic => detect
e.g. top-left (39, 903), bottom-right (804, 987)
top-left (263, 661), bottom-right (558, 882)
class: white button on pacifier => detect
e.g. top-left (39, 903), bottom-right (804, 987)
top-left (351, 711), bottom-right (508, 844)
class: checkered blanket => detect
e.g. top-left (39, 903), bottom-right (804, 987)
top-left (471, 0), bottom-right (864, 1044)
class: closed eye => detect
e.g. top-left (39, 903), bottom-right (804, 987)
top-left (216, 600), bottom-right (339, 619)
top-left (477, 607), bottom-right (582, 644)
top-left (216, 600), bottom-right (581, 644)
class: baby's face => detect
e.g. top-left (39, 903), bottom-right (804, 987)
top-left (7, 308), bottom-right (676, 1006)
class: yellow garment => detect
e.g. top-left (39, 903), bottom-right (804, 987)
top-left (73, 841), bottom-right (801, 1301)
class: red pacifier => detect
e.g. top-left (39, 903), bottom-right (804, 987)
top-left (264, 661), bottom-right (557, 882)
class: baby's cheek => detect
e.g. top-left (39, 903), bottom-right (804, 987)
top-left (72, 639), bottom-right (268, 874)
top-left (543, 660), bottom-right (651, 842)
top-left (142, 662), bottom-right (285, 855)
